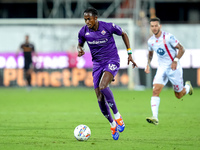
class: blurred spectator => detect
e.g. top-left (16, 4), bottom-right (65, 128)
top-left (67, 45), bottom-right (78, 68)
top-left (137, 10), bottom-right (149, 48)
top-left (16, 35), bottom-right (37, 90)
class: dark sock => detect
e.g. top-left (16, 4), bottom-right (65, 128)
top-left (100, 87), bottom-right (118, 114)
top-left (26, 74), bottom-right (31, 86)
top-left (98, 100), bottom-right (113, 123)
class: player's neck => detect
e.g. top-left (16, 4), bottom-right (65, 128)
top-left (92, 21), bottom-right (99, 31)
top-left (155, 31), bottom-right (162, 38)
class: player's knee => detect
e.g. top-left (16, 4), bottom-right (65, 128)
top-left (99, 85), bottom-right (107, 91)
top-left (175, 95), bottom-right (182, 99)
top-left (175, 93), bottom-right (182, 99)
top-left (174, 90), bottom-right (185, 99)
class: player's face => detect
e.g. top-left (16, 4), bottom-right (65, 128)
top-left (150, 21), bottom-right (161, 35)
top-left (84, 13), bottom-right (97, 30)
top-left (25, 35), bottom-right (29, 43)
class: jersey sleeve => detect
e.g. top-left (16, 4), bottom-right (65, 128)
top-left (108, 23), bottom-right (123, 36)
top-left (20, 44), bottom-right (24, 49)
top-left (31, 44), bottom-right (35, 52)
top-left (168, 33), bottom-right (179, 48)
top-left (78, 27), bottom-right (86, 44)
top-left (147, 39), bottom-right (153, 51)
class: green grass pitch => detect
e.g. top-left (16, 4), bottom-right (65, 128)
top-left (0, 87), bottom-right (199, 150)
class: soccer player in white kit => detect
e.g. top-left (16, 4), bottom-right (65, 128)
top-left (145, 17), bottom-right (193, 125)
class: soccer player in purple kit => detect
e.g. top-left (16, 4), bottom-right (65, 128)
top-left (77, 8), bottom-right (137, 140)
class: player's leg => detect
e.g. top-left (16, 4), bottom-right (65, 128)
top-left (169, 64), bottom-right (193, 99)
top-left (100, 62), bottom-right (125, 131)
top-left (28, 63), bottom-right (34, 86)
top-left (24, 63), bottom-right (30, 90)
top-left (93, 66), bottom-right (119, 140)
top-left (146, 67), bottom-right (167, 125)
top-left (174, 89), bottom-right (186, 99)
top-left (24, 62), bottom-right (33, 89)
top-left (174, 81), bottom-right (193, 99)
top-left (95, 87), bottom-right (114, 125)
top-left (26, 69), bottom-right (32, 86)
top-left (99, 71), bottom-right (118, 114)
top-left (146, 84), bottom-right (164, 125)
top-left (152, 84), bottom-right (164, 119)
top-left (99, 71), bottom-right (125, 132)
top-left (95, 87), bottom-right (119, 140)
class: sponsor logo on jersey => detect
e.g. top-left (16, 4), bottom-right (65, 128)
top-left (101, 30), bottom-right (106, 35)
top-left (87, 38), bottom-right (108, 44)
top-left (157, 48), bottom-right (165, 56)
top-left (108, 64), bottom-right (117, 71)
top-left (170, 35), bottom-right (175, 40)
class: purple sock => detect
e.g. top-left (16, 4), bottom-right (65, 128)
top-left (100, 87), bottom-right (118, 114)
top-left (98, 100), bottom-right (113, 123)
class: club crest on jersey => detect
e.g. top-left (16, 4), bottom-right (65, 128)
top-left (170, 35), bottom-right (175, 40)
top-left (108, 64), bottom-right (117, 71)
top-left (101, 30), bottom-right (106, 35)
top-left (157, 48), bottom-right (165, 56)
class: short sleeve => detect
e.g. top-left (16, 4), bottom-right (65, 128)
top-left (147, 40), bottom-right (153, 51)
top-left (78, 27), bottom-right (86, 44)
top-left (31, 44), bottom-right (35, 52)
top-left (108, 23), bottom-right (123, 36)
top-left (168, 33), bottom-right (179, 48)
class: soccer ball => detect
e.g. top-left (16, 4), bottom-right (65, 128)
top-left (74, 124), bottom-right (91, 141)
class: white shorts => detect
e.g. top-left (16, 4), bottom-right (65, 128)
top-left (153, 63), bottom-right (184, 92)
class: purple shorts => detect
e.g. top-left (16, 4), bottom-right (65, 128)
top-left (92, 60), bottom-right (120, 89)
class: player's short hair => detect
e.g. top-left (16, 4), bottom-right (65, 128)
top-left (83, 8), bottom-right (98, 17)
top-left (150, 17), bottom-right (161, 24)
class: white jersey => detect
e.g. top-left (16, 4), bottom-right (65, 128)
top-left (148, 31), bottom-right (179, 68)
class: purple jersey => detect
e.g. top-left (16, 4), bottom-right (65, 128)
top-left (78, 21), bottom-right (122, 65)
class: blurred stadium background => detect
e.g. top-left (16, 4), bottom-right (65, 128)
top-left (0, 0), bottom-right (200, 89)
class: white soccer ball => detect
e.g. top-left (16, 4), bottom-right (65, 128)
top-left (74, 124), bottom-right (91, 141)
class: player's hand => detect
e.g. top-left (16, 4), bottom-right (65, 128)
top-left (128, 54), bottom-right (137, 69)
top-left (77, 46), bottom-right (85, 57)
top-left (144, 64), bottom-right (150, 73)
top-left (171, 61), bottom-right (177, 70)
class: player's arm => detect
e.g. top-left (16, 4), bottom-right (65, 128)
top-left (32, 45), bottom-right (38, 57)
top-left (16, 45), bottom-right (23, 57)
top-left (145, 51), bottom-right (154, 74)
top-left (171, 43), bottom-right (185, 70)
top-left (77, 43), bottom-right (85, 57)
top-left (121, 31), bottom-right (137, 68)
top-left (174, 43), bottom-right (185, 59)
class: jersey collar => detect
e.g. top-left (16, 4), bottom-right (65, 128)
top-left (88, 21), bottom-right (101, 32)
top-left (153, 31), bottom-right (163, 39)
